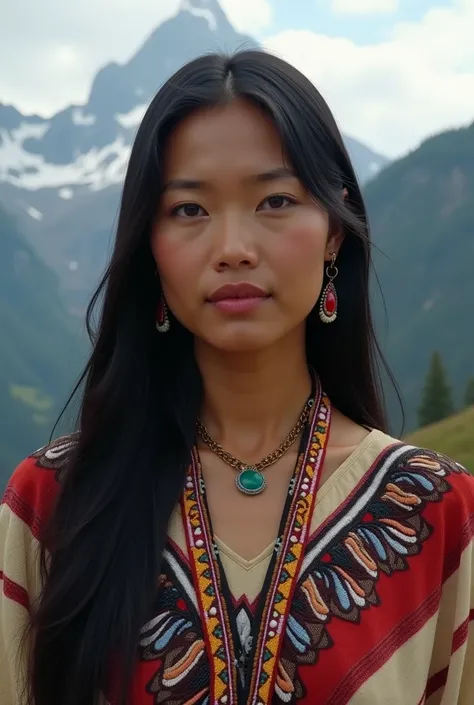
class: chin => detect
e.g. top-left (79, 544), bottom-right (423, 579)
top-left (204, 323), bottom-right (281, 353)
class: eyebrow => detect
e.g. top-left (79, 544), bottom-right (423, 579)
top-left (162, 167), bottom-right (297, 191)
top-left (254, 166), bottom-right (296, 182)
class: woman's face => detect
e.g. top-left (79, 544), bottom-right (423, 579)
top-left (152, 98), bottom-right (343, 352)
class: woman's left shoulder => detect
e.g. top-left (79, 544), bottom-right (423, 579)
top-left (385, 439), bottom-right (474, 526)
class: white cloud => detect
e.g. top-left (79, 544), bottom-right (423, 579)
top-left (264, 0), bottom-right (474, 156)
top-left (220, 0), bottom-right (272, 33)
top-left (0, 1), bottom-right (180, 116)
top-left (331, 0), bottom-right (398, 14)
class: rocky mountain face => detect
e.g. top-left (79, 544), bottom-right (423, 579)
top-left (0, 0), bottom-right (387, 311)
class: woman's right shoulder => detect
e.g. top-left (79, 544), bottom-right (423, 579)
top-left (1, 433), bottom-right (79, 536)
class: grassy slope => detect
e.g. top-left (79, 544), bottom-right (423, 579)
top-left (406, 406), bottom-right (474, 472)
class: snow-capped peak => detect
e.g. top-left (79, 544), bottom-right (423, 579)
top-left (180, 0), bottom-right (218, 31)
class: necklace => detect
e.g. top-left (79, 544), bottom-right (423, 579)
top-left (195, 397), bottom-right (314, 495)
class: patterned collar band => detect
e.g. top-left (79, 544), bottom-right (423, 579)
top-left (181, 380), bottom-right (331, 705)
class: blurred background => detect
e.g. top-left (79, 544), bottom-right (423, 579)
top-left (0, 0), bottom-right (473, 488)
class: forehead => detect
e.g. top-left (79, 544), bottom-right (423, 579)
top-left (162, 99), bottom-right (287, 179)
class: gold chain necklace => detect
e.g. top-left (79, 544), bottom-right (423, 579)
top-left (195, 397), bottom-right (314, 495)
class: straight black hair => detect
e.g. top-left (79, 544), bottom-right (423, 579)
top-left (29, 50), bottom-right (393, 705)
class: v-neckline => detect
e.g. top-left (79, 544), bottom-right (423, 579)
top-left (213, 429), bottom-right (379, 566)
top-left (181, 382), bottom-right (332, 705)
top-left (214, 535), bottom-right (275, 570)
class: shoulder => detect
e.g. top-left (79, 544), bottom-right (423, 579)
top-left (375, 432), bottom-right (473, 496)
top-left (375, 437), bottom-right (474, 545)
top-left (355, 430), bottom-right (474, 525)
top-left (407, 444), bottom-right (474, 518)
top-left (1, 433), bottom-right (79, 538)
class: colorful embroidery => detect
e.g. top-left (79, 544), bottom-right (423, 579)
top-left (138, 547), bottom-right (210, 705)
top-left (247, 394), bottom-right (330, 705)
top-left (32, 433), bottom-right (78, 476)
top-left (24, 430), bottom-right (471, 705)
top-left (274, 448), bottom-right (469, 703)
top-left (182, 384), bottom-right (331, 705)
top-left (182, 455), bottom-right (238, 705)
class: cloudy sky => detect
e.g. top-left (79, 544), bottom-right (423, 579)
top-left (1, 0), bottom-right (473, 158)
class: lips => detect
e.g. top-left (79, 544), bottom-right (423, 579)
top-left (208, 282), bottom-right (269, 302)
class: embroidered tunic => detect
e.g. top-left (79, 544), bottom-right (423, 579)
top-left (1, 416), bottom-right (474, 703)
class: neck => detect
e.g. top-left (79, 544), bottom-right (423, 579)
top-left (195, 327), bottom-right (312, 459)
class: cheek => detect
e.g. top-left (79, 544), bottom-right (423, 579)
top-left (151, 229), bottom-right (198, 296)
top-left (272, 222), bottom-right (327, 280)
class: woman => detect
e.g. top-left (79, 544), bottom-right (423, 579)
top-left (0, 50), bottom-right (473, 705)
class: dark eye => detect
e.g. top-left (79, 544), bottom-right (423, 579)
top-left (172, 203), bottom-right (207, 218)
top-left (258, 195), bottom-right (294, 211)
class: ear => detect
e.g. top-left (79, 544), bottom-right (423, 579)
top-left (325, 224), bottom-right (345, 261)
top-left (325, 188), bottom-right (348, 261)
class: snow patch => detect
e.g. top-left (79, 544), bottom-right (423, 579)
top-left (181, 0), bottom-right (217, 30)
top-left (88, 136), bottom-right (131, 190)
top-left (0, 129), bottom-right (131, 191)
top-left (27, 206), bottom-right (43, 220)
top-left (59, 187), bottom-right (74, 199)
top-left (72, 109), bottom-right (96, 126)
top-left (115, 104), bottom-right (147, 128)
top-left (10, 121), bottom-right (50, 144)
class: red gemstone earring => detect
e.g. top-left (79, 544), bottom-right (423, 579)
top-left (156, 294), bottom-right (170, 333)
top-left (319, 253), bottom-right (338, 324)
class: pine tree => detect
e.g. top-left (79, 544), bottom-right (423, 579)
top-left (464, 378), bottom-right (474, 408)
top-left (418, 352), bottom-right (454, 428)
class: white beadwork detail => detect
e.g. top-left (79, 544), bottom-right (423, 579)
top-left (269, 619), bottom-right (278, 629)
top-left (195, 539), bottom-right (204, 548)
top-left (208, 607), bottom-right (217, 617)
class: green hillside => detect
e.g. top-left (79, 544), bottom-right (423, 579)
top-left (0, 207), bottom-right (85, 487)
top-left (407, 406), bottom-right (474, 472)
top-left (367, 122), bottom-right (474, 430)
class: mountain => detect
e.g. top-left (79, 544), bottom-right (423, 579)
top-left (368, 122), bottom-right (474, 431)
top-left (0, 0), bottom-right (388, 311)
top-left (0, 0), bottom-right (258, 195)
top-left (406, 406), bottom-right (474, 472)
top-left (344, 135), bottom-right (388, 185)
top-left (0, 206), bottom-right (86, 487)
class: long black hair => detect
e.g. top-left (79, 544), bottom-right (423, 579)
top-left (29, 50), bottom-right (391, 705)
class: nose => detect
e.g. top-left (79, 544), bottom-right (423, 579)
top-left (211, 213), bottom-right (259, 272)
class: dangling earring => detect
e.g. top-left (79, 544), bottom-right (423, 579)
top-left (319, 253), bottom-right (338, 324)
top-left (156, 294), bottom-right (170, 333)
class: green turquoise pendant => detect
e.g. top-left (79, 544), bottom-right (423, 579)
top-left (236, 467), bottom-right (267, 495)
